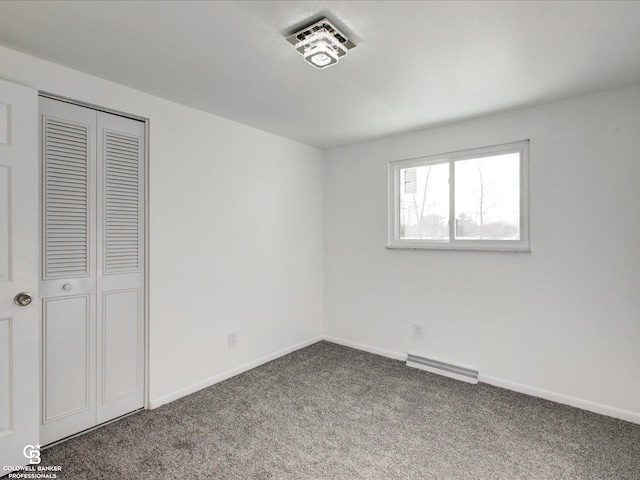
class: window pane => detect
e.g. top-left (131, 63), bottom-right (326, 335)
top-left (400, 163), bottom-right (449, 240)
top-left (455, 152), bottom-right (520, 240)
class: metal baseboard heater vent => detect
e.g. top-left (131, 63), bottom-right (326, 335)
top-left (407, 353), bottom-right (479, 384)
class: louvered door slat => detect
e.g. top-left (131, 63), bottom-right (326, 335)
top-left (103, 130), bottom-right (141, 274)
top-left (47, 177), bottom-right (87, 184)
top-left (47, 165), bottom-right (86, 173)
top-left (106, 147), bottom-right (138, 157)
top-left (106, 207), bottom-right (138, 213)
top-left (106, 137), bottom-right (138, 148)
top-left (105, 174), bottom-right (138, 182)
top-left (106, 178), bottom-right (138, 187)
top-left (105, 185), bottom-right (138, 193)
top-left (46, 147), bottom-right (87, 157)
top-left (106, 157), bottom-right (138, 167)
top-left (43, 117), bottom-right (89, 279)
top-left (46, 154), bottom-right (86, 162)
top-left (47, 130), bottom-right (87, 140)
top-left (47, 125), bottom-right (87, 135)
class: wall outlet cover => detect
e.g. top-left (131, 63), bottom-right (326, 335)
top-left (413, 323), bottom-right (424, 339)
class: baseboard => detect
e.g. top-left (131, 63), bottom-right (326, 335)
top-left (149, 334), bottom-right (323, 409)
top-left (479, 374), bottom-right (640, 425)
top-left (322, 335), bottom-right (407, 361)
top-left (323, 335), bottom-right (640, 425)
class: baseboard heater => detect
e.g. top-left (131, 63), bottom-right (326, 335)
top-left (407, 353), bottom-right (479, 384)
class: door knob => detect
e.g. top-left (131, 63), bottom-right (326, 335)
top-left (14, 292), bottom-right (33, 307)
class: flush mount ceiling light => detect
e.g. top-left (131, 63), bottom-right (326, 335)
top-left (286, 18), bottom-right (356, 70)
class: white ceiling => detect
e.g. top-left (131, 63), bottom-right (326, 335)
top-left (0, 1), bottom-right (639, 149)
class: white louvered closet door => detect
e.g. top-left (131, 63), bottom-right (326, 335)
top-left (39, 98), bottom-right (144, 446)
top-left (40, 99), bottom-right (97, 446)
top-left (96, 112), bottom-right (145, 425)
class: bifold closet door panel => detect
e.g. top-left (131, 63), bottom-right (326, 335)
top-left (96, 111), bottom-right (145, 424)
top-left (39, 97), bottom-right (97, 446)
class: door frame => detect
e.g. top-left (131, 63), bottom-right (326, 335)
top-left (37, 92), bottom-right (151, 415)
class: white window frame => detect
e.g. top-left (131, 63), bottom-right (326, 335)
top-left (387, 140), bottom-right (530, 251)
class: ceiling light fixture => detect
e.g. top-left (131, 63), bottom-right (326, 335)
top-left (286, 18), bottom-right (356, 70)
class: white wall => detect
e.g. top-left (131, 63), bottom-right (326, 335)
top-left (324, 85), bottom-right (640, 420)
top-left (0, 46), bottom-right (324, 406)
top-left (3, 43), bottom-right (637, 424)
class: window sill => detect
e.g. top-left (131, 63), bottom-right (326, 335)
top-left (386, 241), bottom-right (531, 252)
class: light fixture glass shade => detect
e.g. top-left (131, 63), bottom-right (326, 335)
top-left (303, 43), bottom-right (339, 69)
top-left (311, 53), bottom-right (332, 67)
top-left (295, 30), bottom-right (347, 69)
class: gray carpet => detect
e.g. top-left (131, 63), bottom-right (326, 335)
top-left (41, 341), bottom-right (640, 479)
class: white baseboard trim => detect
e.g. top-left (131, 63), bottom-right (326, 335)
top-left (323, 335), bottom-right (640, 425)
top-left (149, 334), bottom-right (324, 409)
top-left (322, 335), bottom-right (407, 361)
top-left (479, 374), bottom-right (640, 425)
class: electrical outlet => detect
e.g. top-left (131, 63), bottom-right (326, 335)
top-left (413, 323), bottom-right (424, 339)
top-left (228, 331), bottom-right (238, 348)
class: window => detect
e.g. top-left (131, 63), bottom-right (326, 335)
top-left (388, 140), bottom-right (529, 251)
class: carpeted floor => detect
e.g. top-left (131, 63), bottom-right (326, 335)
top-left (40, 341), bottom-right (640, 479)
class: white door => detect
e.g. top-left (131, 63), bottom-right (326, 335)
top-left (0, 80), bottom-right (40, 469)
top-left (39, 98), bottom-right (144, 446)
